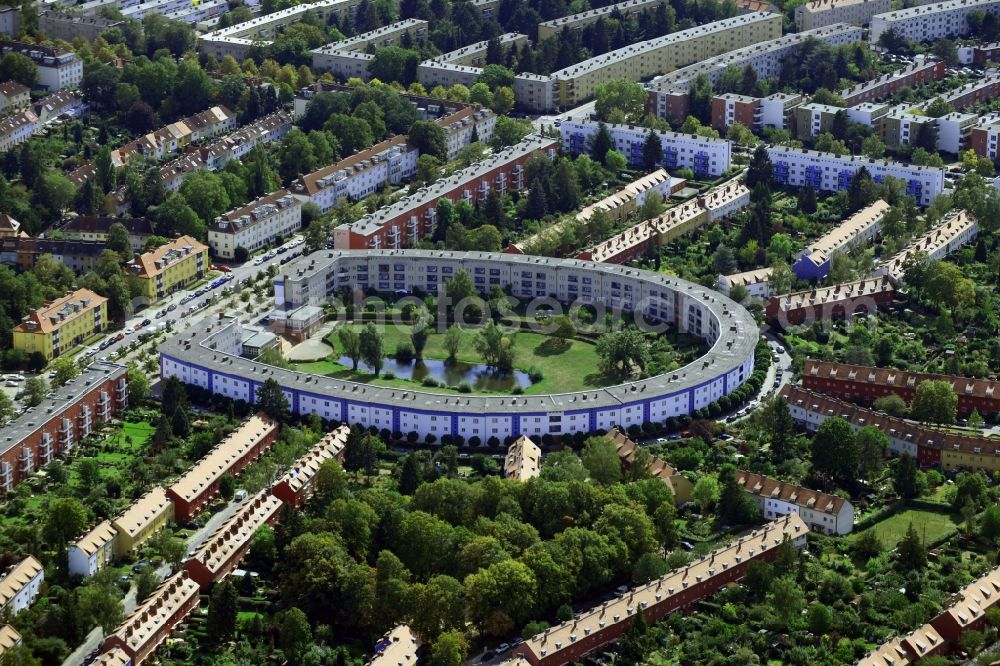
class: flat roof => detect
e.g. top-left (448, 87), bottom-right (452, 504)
top-left (873, 0), bottom-right (1000, 22)
top-left (0, 362), bottom-right (126, 461)
top-left (367, 625), bottom-right (422, 666)
top-left (504, 435), bottom-right (541, 481)
top-left (160, 250), bottom-right (758, 415)
top-left (312, 19), bottom-right (427, 54)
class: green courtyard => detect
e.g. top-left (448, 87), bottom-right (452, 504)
top-left (292, 323), bottom-right (611, 395)
top-left (849, 508), bottom-right (960, 549)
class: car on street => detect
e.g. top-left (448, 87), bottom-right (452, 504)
top-left (123, 327), bottom-right (134, 335)
top-left (494, 643), bottom-right (511, 656)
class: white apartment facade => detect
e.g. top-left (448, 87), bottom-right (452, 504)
top-left (869, 0), bottom-right (1000, 44)
top-left (795, 0), bottom-right (891, 30)
top-left (67, 520), bottom-right (117, 577)
top-left (768, 145), bottom-right (944, 205)
top-left (0, 109), bottom-right (37, 152)
top-left (717, 267), bottom-right (774, 299)
top-left (561, 121), bottom-right (732, 177)
top-left (0, 556), bottom-right (43, 615)
top-left (210, 191), bottom-right (303, 259)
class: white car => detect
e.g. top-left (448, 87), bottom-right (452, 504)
top-left (124, 327), bottom-right (135, 335)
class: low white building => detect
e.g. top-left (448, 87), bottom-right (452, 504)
top-left (561, 121), bottom-right (732, 177)
top-left (768, 145), bottom-right (944, 205)
top-left (209, 190), bottom-right (303, 260)
top-left (0, 556), bottom-right (43, 615)
top-left (292, 137), bottom-right (419, 213)
top-left (67, 520), bottom-right (117, 577)
top-left (717, 267), bottom-right (774, 299)
top-left (0, 42), bottom-right (82, 91)
top-left (0, 108), bottom-right (37, 152)
top-left (735, 470), bottom-right (855, 535)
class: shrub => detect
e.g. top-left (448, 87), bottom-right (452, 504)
top-left (468, 436), bottom-right (482, 447)
top-left (422, 377), bottom-right (440, 387)
top-left (407, 431), bottom-right (419, 443)
top-left (382, 371), bottom-right (396, 380)
top-left (394, 342), bottom-right (414, 362)
top-left (425, 433), bottom-right (437, 445)
top-left (512, 386), bottom-right (524, 394)
top-left (458, 382), bottom-right (472, 393)
top-left (527, 366), bottom-right (544, 383)
top-left (487, 436), bottom-right (500, 448)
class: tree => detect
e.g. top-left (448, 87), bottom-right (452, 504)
top-left (408, 120), bottom-right (448, 161)
top-left (911, 379), bottom-right (958, 425)
top-left (594, 79), bottom-right (646, 122)
top-left (428, 631), bottom-right (468, 666)
top-left (897, 522), bottom-right (927, 569)
top-left (491, 116), bottom-right (533, 149)
top-left (179, 171), bottom-right (231, 223)
top-left (444, 325), bottom-right (462, 361)
top-left (464, 559), bottom-right (537, 636)
top-left (768, 576), bottom-right (805, 628)
top-left (51, 357), bottom-right (79, 387)
top-left (893, 453), bottom-right (920, 499)
top-left (981, 505), bottom-right (1000, 541)
top-left (595, 329), bottom-right (650, 381)
top-left (641, 130), bottom-right (663, 172)
top-left (360, 323), bottom-right (385, 377)
top-left (856, 426), bottom-right (889, 482)
top-left (0, 52), bottom-right (37, 87)
top-left (135, 567), bottom-right (161, 603)
top-left (106, 222), bottom-right (131, 256)
top-left (279, 608), bottom-right (313, 663)
top-left (45, 497), bottom-right (88, 548)
top-left (256, 378), bottom-right (290, 422)
top-left (807, 603), bottom-right (834, 634)
top-left (0, 391), bottom-right (12, 427)
top-left (861, 134), bottom-right (886, 159)
top-left (491, 87), bottom-right (515, 116)
top-left (206, 579), bottom-right (238, 643)
top-left (23, 376), bottom-right (47, 408)
top-left (874, 394), bottom-right (908, 417)
top-left (811, 417), bottom-right (858, 484)
top-left (746, 145), bottom-right (773, 189)
top-left (76, 580), bottom-right (124, 633)
top-left (369, 46), bottom-right (419, 85)
top-left (338, 326), bottom-right (362, 371)
top-left (581, 435), bottom-right (622, 485)
top-left (632, 552), bottom-right (669, 584)
top-left (474, 321), bottom-right (513, 372)
top-left (588, 123), bottom-right (613, 163)
top-left (692, 475), bottom-right (721, 513)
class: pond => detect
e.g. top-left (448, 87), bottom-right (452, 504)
top-left (336, 356), bottom-right (533, 392)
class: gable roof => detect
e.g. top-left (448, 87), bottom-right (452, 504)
top-left (735, 470), bottom-right (849, 515)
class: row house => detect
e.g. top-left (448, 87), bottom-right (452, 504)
top-left (332, 136), bottom-right (558, 250)
top-left (185, 490), bottom-right (282, 589)
top-left (514, 514), bottom-right (809, 666)
top-left (0, 556), bottom-right (43, 615)
top-left (781, 385), bottom-right (1000, 470)
top-left (765, 276), bottom-right (896, 328)
top-left (734, 470), bottom-right (854, 534)
top-left (271, 425), bottom-right (349, 507)
top-left (0, 362), bottom-right (127, 494)
top-left (801, 359), bottom-right (1000, 418)
top-left (608, 429), bottom-right (693, 504)
top-left (101, 571), bottom-right (200, 666)
top-left (578, 181), bottom-right (750, 264)
top-left (792, 199), bottom-right (889, 281)
top-left (839, 59), bottom-right (945, 107)
top-left (166, 413), bottom-right (279, 523)
top-left (879, 209), bottom-right (978, 281)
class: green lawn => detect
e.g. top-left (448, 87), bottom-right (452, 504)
top-left (291, 323), bottom-right (612, 395)
top-left (849, 509), bottom-right (959, 548)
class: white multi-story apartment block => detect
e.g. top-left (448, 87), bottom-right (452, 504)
top-left (292, 137), bottom-right (419, 213)
top-left (199, 0), bottom-right (372, 59)
top-left (768, 145), bottom-right (944, 205)
top-left (735, 471), bottom-right (855, 534)
top-left (646, 24), bottom-right (862, 118)
top-left (795, 0), bottom-right (890, 30)
top-left (0, 557), bottom-right (43, 615)
top-left (68, 520), bottom-right (117, 577)
top-left (551, 12), bottom-right (782, 108)
top-left (538, 0), bottom-right (667, 39)
top-left (561, 120), bottom-right (732, 177)
top-left (869, 0), bottom-right (1000, 44)
top-left (0, 42), bottom-right (82, 91)
top-left (210, 191), bottom-right (303, 259)
top-left (311, 20), bottom-right (429, 77)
